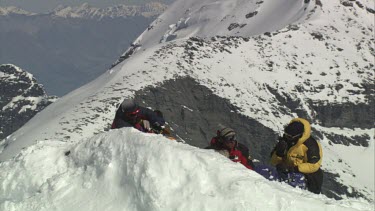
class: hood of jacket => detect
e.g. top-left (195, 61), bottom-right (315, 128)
top-left (289, 118), bottom-right (311, 146)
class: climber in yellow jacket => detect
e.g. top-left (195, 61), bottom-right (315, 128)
top-left (271, 118), bottom-right (323, 194)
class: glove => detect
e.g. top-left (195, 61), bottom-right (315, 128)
top-left (275, 139), bottom-right (288, 157)
top-left (276, 164), bottom-right (290, 174)
top-left (152, 122), bottom-right (161, 128)
top-left (276, 164), bottom-right (299, 173)
top-left (150, 122), bottom-right (164, 134)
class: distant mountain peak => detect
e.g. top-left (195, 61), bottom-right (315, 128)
top-left (0, 2), bottom-right (168, 19)
top-left (51, 2), bottom-right (168, 19)
top-left (0, 6), bottom-right (36, 16)
top-left (0, 64), bottom-right (57, 140)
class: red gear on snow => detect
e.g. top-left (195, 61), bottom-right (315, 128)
top-left (210, 137), bottom-right (253, 170)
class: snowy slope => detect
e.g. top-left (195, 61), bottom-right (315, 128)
top-left (132, 0), bottom-right (318, 48)
top-left (0, 128), bottom-right (373, 211)
top-left (0, 0), bottom-right (374, 204)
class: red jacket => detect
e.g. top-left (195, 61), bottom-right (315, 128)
top-left (208, 137), bottom-right (253, 170)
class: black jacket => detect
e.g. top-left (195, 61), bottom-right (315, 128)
top-left (111, 106), bottom-right (165, 130)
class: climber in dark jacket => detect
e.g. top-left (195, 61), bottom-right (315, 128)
top-left (206, 127), bottom-right (254, 170)
top-left (111, 98), bottom-right (165, 133)
top-left (270, 118), bottom-right (323, 194)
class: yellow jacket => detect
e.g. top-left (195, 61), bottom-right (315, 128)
top-left (271, 118), bottom-right (323, 174)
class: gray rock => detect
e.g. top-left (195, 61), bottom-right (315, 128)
top-left (133, 77), bottom-right (276, 160)
top-left (0, 64), bottom-right (57, 140)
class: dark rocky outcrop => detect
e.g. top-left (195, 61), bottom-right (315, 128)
top-left (311, 98), bottom-right (374, 130)
top-left (366, 7), bottom-right (375, 14)
top-left (228, 23), bottom-right (240, 31)
top-left (133, 77), bottom-right (276, 160)
top-left (322, 171), bottom-right (366, 200)
top-left (311, 32), bottom-right (325, 41)
top-left (341, 1), bottom-right (354, 7)
top-left (322, 132), bottom-right (370, 147)
top-left (0, 64), bottom-right (57, 140)
top-left (245, 11), bottom-right (258, 19)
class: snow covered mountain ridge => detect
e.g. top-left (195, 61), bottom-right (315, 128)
top-left (0, 6), bottom-right (36, 16)
top-left (0, 2), bottom-right (168, 19)
top-left (0, 0), bottom-right (374, 207)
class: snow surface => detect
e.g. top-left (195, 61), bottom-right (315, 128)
top-left (0, 128), bottom-right (373, 211)
top-left (313, 125), bottom-right (375, 199)
top-left (129, 0), bottom-right (319, 50)
top-left (0, 0), bottom-right (374, 207)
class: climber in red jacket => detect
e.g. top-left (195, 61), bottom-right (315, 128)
top-left (206, 127), bottom-right (254, 170)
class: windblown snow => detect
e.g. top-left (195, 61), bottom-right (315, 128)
top-left (0, 129), bottom-right (372, 211)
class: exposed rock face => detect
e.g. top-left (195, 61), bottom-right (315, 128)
top-left (311, 100), bottom-right (374, 129)
top-left (134, 77), bottom-right (276, 158)
top-left (0, 64), bottom-right (57, 140)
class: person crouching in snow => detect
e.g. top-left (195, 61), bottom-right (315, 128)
top-left (111, 98), bottom-right (165, 133)
top-left (270, 118), bottom-right (323, 194)
top-left (206, 127), bottom-right (254, 170)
